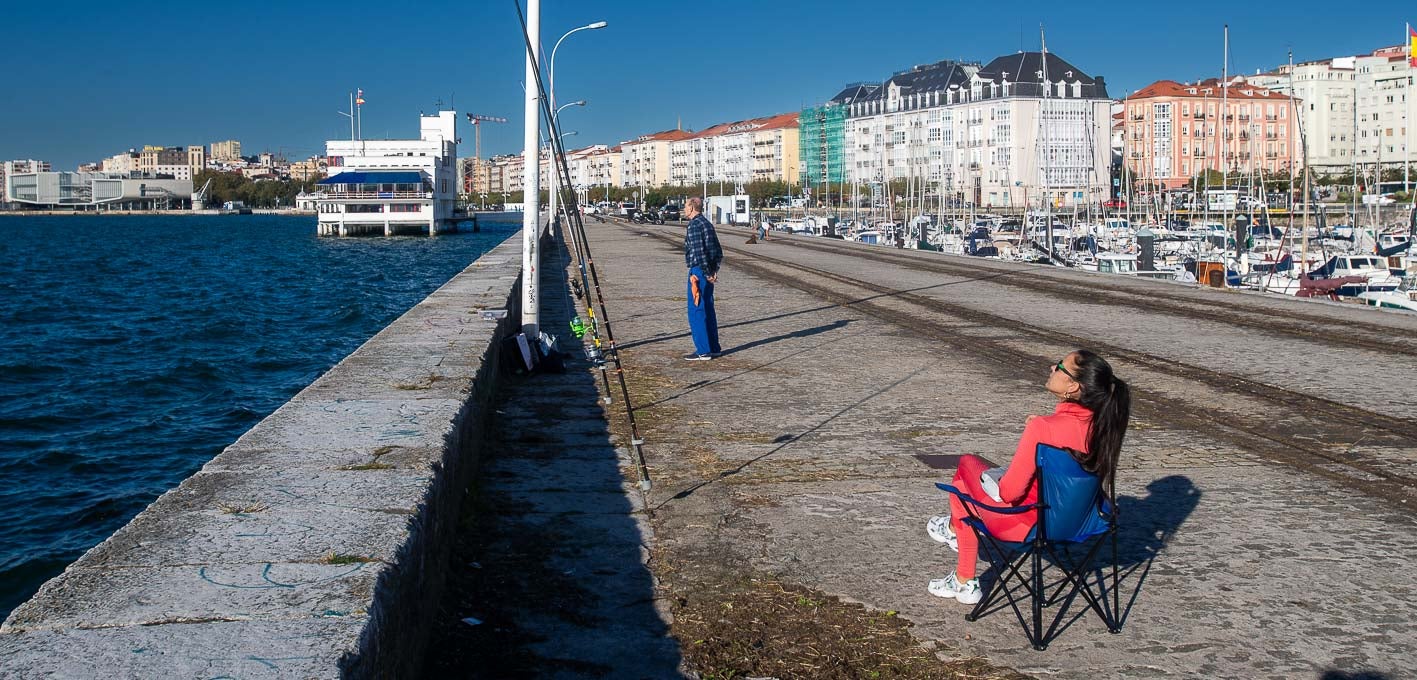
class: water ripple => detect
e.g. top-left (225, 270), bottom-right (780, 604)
top-left (0, 214), bottom-right (516, 618)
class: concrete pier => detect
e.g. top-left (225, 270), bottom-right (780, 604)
top-left (467, 219), bottom-right (1417, 678)
top-left (5, 212), bottom-right (1417, 678)
top-left (0, 234), bottom-right (526, 677)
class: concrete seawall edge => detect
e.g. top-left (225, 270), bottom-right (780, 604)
top-left (0, 231), bottom-right (526, 678)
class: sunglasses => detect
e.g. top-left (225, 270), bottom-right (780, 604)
top-left (1053, 360), bottom-right (1078, 380)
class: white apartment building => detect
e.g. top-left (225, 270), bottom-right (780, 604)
top-left (1252, 58), bottom-right (1359, 171)
top-left (1355, 45), bottom-right (1413, 172)
top-left (1253, 44), bottom-right (1413, 175)
top-left (844, 53), bottom-right (1112, 209)
top-left (619, 129), bottom-right (692, 189)
top-left (315, 111), bottom-right (459, 236)
top-left (210, 140), bottom-right (242, 161)
top-left (669, 113), bottom-right (800, 188)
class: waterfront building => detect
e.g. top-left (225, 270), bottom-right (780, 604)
top-left (1352, 45), bottom-right (1414, 173)
top-left (561, 145), bottom-right (605, 192)
top-left (314, 111), bottom-right (459, 236)
top-left (4, 170), bottom-right (192, 210)
top-left (209, 140), bottom-right (242, 161)
top-left (620, 129), bottom-right (693, 190)
top-left (1123, 77), bottom-right (1300, 190)
top-left (1250, 59), bottom-right (1358, 172)
top-left (800, 84), bottom-right (877, 190)
top-left (843, 52), bottom-right (1113, 209)
top-left (138, 147), bottom-right (187, 176)
top-left (585, 145), bottom-right (622, 194)
top-left (101, 152), bottom-right (137, 174)
top-left (1, 160), bottom-right (51, 208)
top-left (186, 145), bottom-right (207, 176)
top-left (668, 113), bottom-right (800, 189)
top-left (1248, 44), bottom-right (1413, 177)
top-left (485, 153), bottom-right (525, 196)
top-left (288, 156), bottom-right (327, 182)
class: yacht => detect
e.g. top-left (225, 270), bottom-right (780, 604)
top-left (1307, 254), bottom-right (1403, 297)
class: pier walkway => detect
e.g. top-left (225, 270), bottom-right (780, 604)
top-left (499, 218), bottom-right (1417, 678)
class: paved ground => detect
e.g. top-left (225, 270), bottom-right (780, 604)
top-left (448, 219), bottom-right (1417, 679)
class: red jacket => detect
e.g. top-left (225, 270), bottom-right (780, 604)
top-left (997, 401), bottom-right (1095, 508)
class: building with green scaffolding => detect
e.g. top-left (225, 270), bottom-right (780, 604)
top-left (799, 84), bottom-right (877, 192)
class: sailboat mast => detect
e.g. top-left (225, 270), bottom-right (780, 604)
top-left (1223, 25), bottom-right (1236, 266)
top-left (1287, 49), bottom-right (1297, 253)
top-left (1040, 24), bottom-right (1053, 260)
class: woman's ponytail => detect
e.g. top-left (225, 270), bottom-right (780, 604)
top-left (1071, 351), bottom-right (1131, 490)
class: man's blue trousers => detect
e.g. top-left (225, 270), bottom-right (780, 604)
top-left (686, 266), bottom-right (721, 356)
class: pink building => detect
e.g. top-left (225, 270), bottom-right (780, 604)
top-left (1123, 77), bottom-right (1301, 190)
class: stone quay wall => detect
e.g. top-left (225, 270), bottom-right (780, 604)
top-left (1, 233), bottom-right (526, 678)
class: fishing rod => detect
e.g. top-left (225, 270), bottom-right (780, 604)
top-left (515, 1), bottom-right (653, 491)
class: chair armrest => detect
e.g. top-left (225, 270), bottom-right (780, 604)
top-left (936, 483), bottom-right (1037, 515)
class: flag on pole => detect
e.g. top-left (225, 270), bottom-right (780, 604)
top-left (356, 89), bottom-right (365, 106)
top-left (1410, 25), bottom-right (1416, 66)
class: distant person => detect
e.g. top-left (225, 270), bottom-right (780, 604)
top-left (682, 196), bottom-right (722, 361)
top-left (759, 216), bottom-right (771, 241)
top-left (925, 350), bottom-right (1131, 604)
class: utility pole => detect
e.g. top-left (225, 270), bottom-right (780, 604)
top-left (520, 0), bottom-right (541, 338)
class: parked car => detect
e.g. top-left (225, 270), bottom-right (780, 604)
top-left (618, 201), bottom-right (638, 216)
top-left (659, 204), bottom-right (682, 221)
top-left (1103, 199), bottom-right (1127, 209)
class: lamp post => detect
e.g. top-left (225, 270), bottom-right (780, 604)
top-left (520, 0), bottom-right (542, 338)
top-left (548, 101), bottom-right (586, 229)
top-left (547, 20), bottom-right (606, 230)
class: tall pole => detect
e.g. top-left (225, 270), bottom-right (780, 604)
top-left (520, 0), bottom-right (542, 338)
top-left (1407, 23), bottom-right (1413, 203)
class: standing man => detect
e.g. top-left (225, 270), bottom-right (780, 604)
top-left (683, 196), bottom-right (722, 361)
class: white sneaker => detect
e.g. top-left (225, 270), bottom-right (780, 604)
top-left (927, 572), bottom-right (982, 605)
top-left (926, 515), bottom-right (957, 551)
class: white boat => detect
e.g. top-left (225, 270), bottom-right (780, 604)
top-left (1357, 290), bottom-right (1417, 312)
top-left (1307, 254), bottom-right (1403, 296)
top-left (850, 230), bottom-right (883, 245)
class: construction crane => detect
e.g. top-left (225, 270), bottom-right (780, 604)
top-left (465, 113), bottom-right (507, 163)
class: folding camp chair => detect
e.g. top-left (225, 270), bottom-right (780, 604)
top-left (936, 442), bottom-right (1120, 650)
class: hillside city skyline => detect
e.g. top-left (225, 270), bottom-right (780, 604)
top-left (1, 1), bottom-right (1413, 171)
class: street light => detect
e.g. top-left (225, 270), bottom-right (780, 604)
top-left (548, 101), bottom-right (587, 228)
top-left (550, 21), bottom-right (608, 107)
top-left (547, 21), bottom-right (606, 229)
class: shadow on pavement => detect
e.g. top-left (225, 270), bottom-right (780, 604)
top-left (420, 230), bottom-right (679, 677)
top-left (969, 474), bottom-right (1202, 642)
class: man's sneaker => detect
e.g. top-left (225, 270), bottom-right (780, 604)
top-left (927, 573), bottom-right (982, 605)
top-left (926, 515), bottom-right (958, 551)
top-left (682, 353), bottom-right (713, 361)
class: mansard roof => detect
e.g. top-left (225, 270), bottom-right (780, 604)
top-left (856, 60), bottom-right (976, 102)
top-left (976, 51), bottom-right (1107, 96)
top-left (828, 83), bottom-right (879, 105)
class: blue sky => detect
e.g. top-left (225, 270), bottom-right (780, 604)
top-left (1, 1), bottom-right (1412, 170)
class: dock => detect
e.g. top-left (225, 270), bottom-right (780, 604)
top-left (451, 218), bottom-right (1417, 677)
top-left (4, 215), bottom-right (1416, 678)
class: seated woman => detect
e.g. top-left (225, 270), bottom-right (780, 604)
top-left (926, 349), bottom-right (1131, 604)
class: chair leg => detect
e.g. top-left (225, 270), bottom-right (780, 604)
top-left (1110, 528), bottom-right (1121, 633)
top-left (1032, 543), bottom-right (1045, 650)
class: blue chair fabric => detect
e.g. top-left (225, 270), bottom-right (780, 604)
top-left (935, 442), bottom-right (1120, 650)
